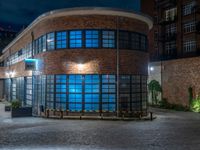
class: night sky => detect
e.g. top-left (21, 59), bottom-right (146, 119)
top-left (0, 0), bottom-right (140, 31)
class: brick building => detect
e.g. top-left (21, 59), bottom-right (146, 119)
top-left (0, 7), bottom-right (153, 117)
top-left (142, 0), bottom-right (200, 106)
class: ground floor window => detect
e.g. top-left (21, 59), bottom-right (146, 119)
top-left (4, 74), bottom-right (147, 114)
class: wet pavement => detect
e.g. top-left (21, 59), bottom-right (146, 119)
top-left (0, 108), bottom-right (200, 150)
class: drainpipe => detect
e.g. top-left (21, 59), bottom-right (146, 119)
top-left (116, 16), bottom-right (120, 118)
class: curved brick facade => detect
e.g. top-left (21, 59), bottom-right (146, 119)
top-left (0, 8), bottom-right (152, 117)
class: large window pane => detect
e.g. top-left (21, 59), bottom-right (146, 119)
top-left (56, 31), bottom-right (67, 49)
top-left (102, 31), bottom-right (115, 48)
top-left (47, 32), bottom-right (55, 50)
top-left (69, 31), bottom-right (82, 48)
top-left (102, 75), bottom-right (116, 112)
top-left (85, 30), bottom-right (99, 48)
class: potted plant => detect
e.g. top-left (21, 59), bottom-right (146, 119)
top-left (11, 100), bottom-right (32, 117)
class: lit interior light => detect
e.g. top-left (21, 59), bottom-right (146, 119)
top-left (150, 67), bottom-right (154, 71)
top-left (6, 71), bottom-right (16, 77)
top-left (47, 39), bottom-right (53, 42)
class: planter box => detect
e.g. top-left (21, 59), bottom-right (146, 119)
top-left (12, 107), bottom-right (32, 117)
top-left (5, 106), bottom-right (11, 111)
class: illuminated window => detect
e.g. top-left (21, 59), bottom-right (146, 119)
top-left (85, 30), bottom-right (99, 48)
top-left (85, 75), bottom-right (100, 112)
top-left (69, 75), bottom-right (82, 111)
top-left (69, 31), bottom-right (82, 48)
top-left (56, 31), bottom-right (67, 49)
top-left (47, 32), bottom-right (55, 50)
top-left (102, 31), bottom-right (115, 48)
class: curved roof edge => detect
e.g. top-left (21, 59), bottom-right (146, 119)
top-left (2, 7), bottom-right (153, 53)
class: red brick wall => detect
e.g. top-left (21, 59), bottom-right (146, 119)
top-left (162, 57), bottom-right (200, 106)
top-left (1, 14), bottom-right (150, 78)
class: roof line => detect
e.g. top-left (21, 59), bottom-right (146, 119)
top-left (2, 7), bottom-right (153, 53)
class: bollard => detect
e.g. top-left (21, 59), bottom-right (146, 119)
top-left (60, 110), bottom-right (63, 119)
top-left (150, 112), bottom-right (153, 121)
top-left (46, 109), bottom-right (49, 118)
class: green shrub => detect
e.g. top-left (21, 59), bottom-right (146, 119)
top-left (190, 97), bottom-right (200, 113)
top-left (158, 98), bottom-right (189, 111)
top-left (11, 100), bottom-right (21, 109)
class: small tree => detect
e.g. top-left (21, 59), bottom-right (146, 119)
top-left (148, 80), bottom-right (162, 105)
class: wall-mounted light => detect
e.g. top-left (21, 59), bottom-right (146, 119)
top-left (77, 63), bottom-right (84, 70)
top-left (150, 67), bottom-right (154, 71)
top-left (6, 71), bottom-right (16, 78)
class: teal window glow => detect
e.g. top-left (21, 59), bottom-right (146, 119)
top-left (69, 75), bottom-right (83, 111)
top-left (69, 31), bottom-right (82, 48)
top-left (85, 30), bottom-right (99, 48)
top-left (56, 31), bottom-right (67, 49)
top-left (84, 75), bottom-right (100, 112)
top-left (102, 31), bottom-right (115, 48)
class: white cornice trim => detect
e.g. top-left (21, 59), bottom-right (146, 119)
top-left (2, 7), bottom-right (153, 53)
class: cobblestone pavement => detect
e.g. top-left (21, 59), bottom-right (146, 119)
top-left (0, 108), bottom-right (200, 150)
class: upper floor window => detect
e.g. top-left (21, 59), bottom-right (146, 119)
top-left (183, 21), bottom-right (196, 33)
top-left (102, 31), bottom-right (115, 48)
top-left (42, 35), bottom-right (46, 52)
top-left (119, 31), bottom-right (129, 49)
top-left (56, 31), bottom-right (67, 49)
top-left (165, 7), bottom-right (177, 21)
top-left (183, 40), bottom-right (196, 53)
top-left (131, 33), bottom-right (140, 50)
top-left (38, 37), bottom-right (43, 53)
top-left (85, 30), bottom-right (99, 48)
top-left (47, 32), bottom-right (55, 50)
top-left (182, 1), bottom-right (196, 16)
top-left (165, 41), bottom-right (176, 52)
top-left (141, 35), bottom-right (147, 51)
top-left (165, 23), bottom-right (177, 36)
top-left (69, 31), bottom-right (82, 48)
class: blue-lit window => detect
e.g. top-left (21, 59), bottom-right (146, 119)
top-left (55, 75), bottom-right (67, 110)
top-left (56, 31), bottom-right (67, 49)
top-left (47, 32), bottom-right (55, 50)
top-left (85, 75), bottom-right (100, 112)
top-left (102, 75), bottom-right (116, 112)
top-left (102, 31), bottom-right (115, 48)
top-left (69, 75), bottom-right (83, 112)
top-left (85, 30), bottom-right (99, 48)
top-left (69, 31), bottom-right (82, 48)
